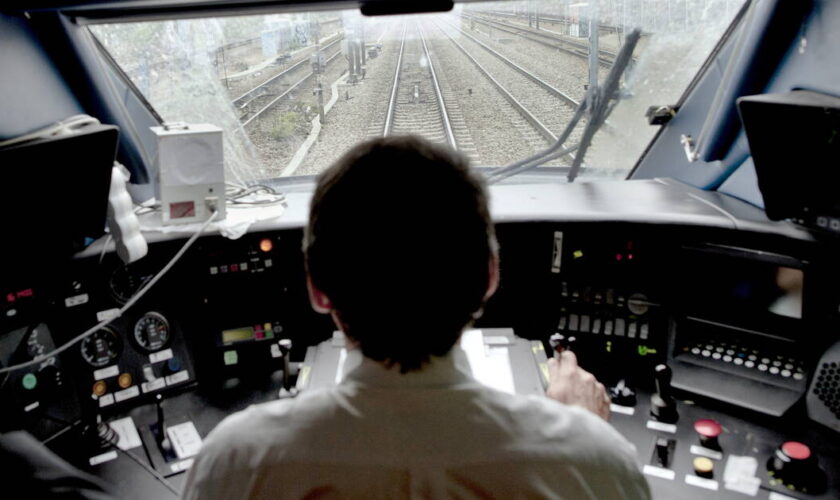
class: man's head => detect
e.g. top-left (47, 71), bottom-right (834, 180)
top-left (304, 136), bottom-right (498, 372)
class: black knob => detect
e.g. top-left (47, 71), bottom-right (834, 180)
top-left (767, 441), bottom-right (827, 494)
top-left (654, 437), bottom-right (671, 467)
top-left (549, 333), bottom-right (576, 355)
top-left (610, 379), bottom-right (637, 407)
top-left (650, 364), bottom-right (678, 423)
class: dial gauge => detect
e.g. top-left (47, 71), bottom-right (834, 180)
top-left (134, 312), bottom-right (171, 352)
top-left (81, 327), bottom-right (122, 368)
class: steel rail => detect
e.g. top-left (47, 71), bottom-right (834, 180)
top-left (382, 23), bottom-right (407, 137)
top-left (439, 18), bottom-right (579, 108)
top-left (431, 19), bottom-right (557, 144)
top-left (232, 38), bottom-right (342, 109)
top-left (241, 46), bottom-right (342, 128)
top-left (418, 24), bottom-right (457, 150)
top-left (463, 14), bottom-right (617, 68)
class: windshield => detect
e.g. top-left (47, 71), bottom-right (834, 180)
top-left (91, 0), bottom-right (746, 185)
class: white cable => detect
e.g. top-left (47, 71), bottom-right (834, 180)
top-left (0, 211), bottom-right (219, 375)
top-left (0, 115), bottom-right (101, 148)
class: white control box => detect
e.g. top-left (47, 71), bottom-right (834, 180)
top-left (151, 123), bottom-right (226, 225)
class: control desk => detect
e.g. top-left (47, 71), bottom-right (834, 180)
top-left (2, 181), bottom-right (839, 499)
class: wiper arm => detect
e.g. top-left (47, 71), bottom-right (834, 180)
top-left (567, 29), bottom-right (642, 183)
top-left (485, 29), bottom-right (641, 185)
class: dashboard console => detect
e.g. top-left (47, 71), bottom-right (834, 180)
top-left (2, 180), bottom-right (839, 499)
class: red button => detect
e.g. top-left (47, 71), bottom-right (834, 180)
top-left (781, 441), bottom-right (811, 460)
top-left (694, 419), bottom-right (722, 438)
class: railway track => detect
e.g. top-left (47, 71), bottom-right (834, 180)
top-left (462, 13), bottom-right (620, 68)
top-left (428, 19), bottom-right (562, 155)
top-left (379, 22), bottom-right (477, 159)
top-left (237, 39), bottom-right (343, 128)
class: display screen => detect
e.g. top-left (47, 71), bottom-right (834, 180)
top-left (685, 254), bottom-right (803, 321)
top-left (221, 324), bottom-right (277, 344)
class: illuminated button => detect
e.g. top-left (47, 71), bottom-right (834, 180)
top-left (785, 363), bottom-right (794, 370)
top-left (118, 373), bottom-right (133, 389)
top-left (761, 357), bottom-right (770, 364)
top-left (691, 347), bottom-right (701, 355)
top-left (723, 355), bottom-right (732, 363)
top-left (93, 380), bottom-right (108, 396)
top-left (264, 259), bottom-right (273, 268)
top-left (166, 357), bottom-right (182, 374)
top-left (591, 318), bottom-right (601, 334)
top-left (693, 456), bottom-right (715, 478)
top-left (712, 352), bottom-right (721, 360)
top-left (209, 266), bottom-right (218, 275)
top-left (745, 360), bottom-right (755, 368)
top-left (627, 322), bottom-right (637, 338)
top-left (734, 358), bottom-right (744, 365)
top-left (793, 372), bottom-right (804, 380)
top-left (701, 350), bottom-right (711, 357)
top-left (781, 441), bottom-right (811, 460)
top-left (716, 346), bottom-right (724, 353)
top-left (726, 349), bottom-right (735, 355)
top-left (259, 238), bottom-right (273, 252)
top-left (781, 369), bottom-right (792, 378)
top-left (639, 323), bottom-right (649, 339)
top-left (231, 264), bottom-right (239, 272)
top-left (706, 344), bottom-right (714, 350)
top-left (240, 262), bottom-right (248, 271)
top-left (758, 364), bottom-right (768, 372)
top-left (772, 360), bottom-right (782, 367)
top-left (769, 366), bottom-right (780, 375)
top-left (604, 320), bottom-right (613, 335)
top-left (558, 316), bottom-right (567, 330)
top-left (22, 373), bottom-right (38, 390)
top-left (579, 315), bottom-right (590, 333)
top-left (220, 265), bottom-right (229, 273)
top-left (748, 354), bottom-right (757, 361)
top-left (568, 314), bottom-right (579, 332)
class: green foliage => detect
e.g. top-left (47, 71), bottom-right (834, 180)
top-left (270, 112), bottom-right (301, 140)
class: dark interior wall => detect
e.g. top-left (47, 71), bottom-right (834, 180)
top-left (0, 13), bottom-right (84, 140)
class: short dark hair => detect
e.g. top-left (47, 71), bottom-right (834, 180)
top-left (304, 136), bottom-right (497, 372)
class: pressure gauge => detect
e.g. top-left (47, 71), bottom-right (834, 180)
top-left (81, 327), bottom-right (122, 368)
top-left (133, 312), bottom-right (171, 352)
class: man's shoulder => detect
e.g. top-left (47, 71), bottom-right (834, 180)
top-left (202, 387), bottom-right (339, 453)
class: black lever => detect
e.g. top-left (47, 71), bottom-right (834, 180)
top-left (155, 394), bottom-right (172, 453)
top-left (650, 364), bottom-right (678, 423)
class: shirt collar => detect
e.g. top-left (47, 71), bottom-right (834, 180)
top-left (343, 347), bottom-right (475, 389)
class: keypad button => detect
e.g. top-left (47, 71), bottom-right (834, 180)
top-left (734, 358), bottom-right (744, 365)
top-left (723, 355), bottom-right (732, 363)
top-left (758, 364), bottom-right (768, 372)
top-left (769, 367), bottom-right (780, 375)
top-left (745, 361), bottom-right (755, 368)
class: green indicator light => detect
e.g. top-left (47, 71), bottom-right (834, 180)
top-left (573, 250), bottom-right (584, 259)
top-left (22, 373), bottom-right (38, 390)
top-left (223, 350), bottom-right (239, 366)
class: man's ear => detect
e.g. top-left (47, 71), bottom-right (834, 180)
top-left (306, 275), bottom-right (333, 314)
top-left (484, 253), bottom-right (500, 301)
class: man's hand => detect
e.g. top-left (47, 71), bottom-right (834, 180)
top-left (546, 350), bottom-right (610, 421)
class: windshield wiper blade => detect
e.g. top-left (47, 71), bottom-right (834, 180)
top-left (567, 28), bottom-right (642, 183)
top-left (485, 28), bottom-right (641, 185)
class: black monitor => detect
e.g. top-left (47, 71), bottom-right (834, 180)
top-left (738, 90), bottom-right (840, 231)
top-left (0, 123), bottom-right (118, 291)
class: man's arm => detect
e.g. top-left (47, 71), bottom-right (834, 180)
top-left (545, 350), bottom-right (611, 420)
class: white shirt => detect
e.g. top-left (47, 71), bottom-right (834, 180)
top-left (182, 353), bottom-right (650, 500)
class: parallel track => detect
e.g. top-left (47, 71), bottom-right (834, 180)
top-left (463, 13), bottom-right (620, 68)
top-left (239, 40), bottom-right (343, 128)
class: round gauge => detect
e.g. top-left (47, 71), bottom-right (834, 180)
top-left (109, 265), bottom-right (152, 304)
top-left (81, 327), bottom-right (123, 368)
top-left (134, 312), bottom-right (171, 352)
